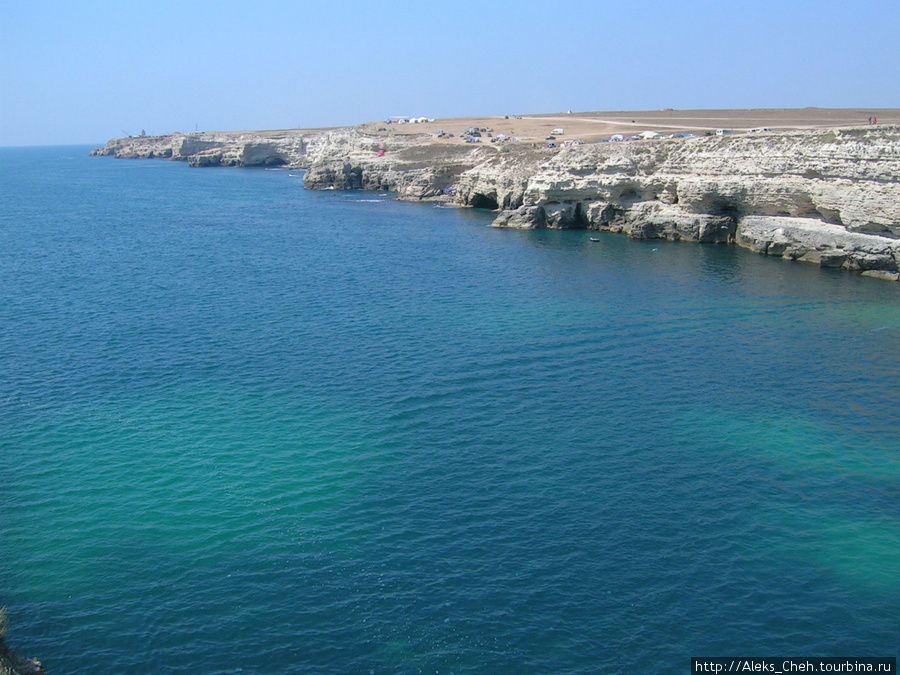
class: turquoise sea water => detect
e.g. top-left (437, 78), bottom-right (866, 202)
top-left (1, 146), bottom-right (898, 673)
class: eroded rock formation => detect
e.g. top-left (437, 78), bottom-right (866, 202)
top-left (302, 129), bottom-right (494, 199)
top-left (303, 125), bottom-right (900, 274)
top-left (91, 131), bottom-right (310, 167)
top-left (93, 124), bottom-right (900, 275)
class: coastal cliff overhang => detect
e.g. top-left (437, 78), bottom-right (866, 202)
top-left (470, 193), bottom-right (499, 210)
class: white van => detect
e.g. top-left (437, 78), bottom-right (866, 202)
top-left (552, 128), bottom-right (565, 135)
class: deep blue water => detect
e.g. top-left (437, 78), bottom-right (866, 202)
top-left (1, 146), bottom-right (898, 674)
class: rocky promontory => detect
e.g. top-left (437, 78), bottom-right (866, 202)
top-left (91, 129), bottom-right (314, 167)
top-left (93, 118), bottom-right (900, 276)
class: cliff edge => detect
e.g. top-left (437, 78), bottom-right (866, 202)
top-left (0, 609), bottom-right (43, 675)
top-left (92, 119), bottom-right (900, 276)
top-left (90, 129), bottom-right (313, 167)
top-left (302, 125), bottom-right (900, 275)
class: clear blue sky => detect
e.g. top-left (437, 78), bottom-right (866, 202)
top-left (2, 0), bottom-right (898, 146)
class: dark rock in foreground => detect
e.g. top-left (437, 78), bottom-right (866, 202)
top-left (0, 609), bottom-right (44, 675)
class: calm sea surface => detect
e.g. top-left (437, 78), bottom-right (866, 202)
top-left (1, 146), bottom-right (898, 673)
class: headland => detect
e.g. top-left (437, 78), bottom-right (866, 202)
top-left (92, 108), bottom-right (900, 278)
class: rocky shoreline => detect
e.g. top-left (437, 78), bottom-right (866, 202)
top-left (91, 129), bottom-right (313, 167)
top-left (0, 610), bottom-right (43, 675)
top-left (92, 123), bottom-right (900, 278)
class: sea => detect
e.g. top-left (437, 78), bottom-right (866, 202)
top-left (1, 146), bottom-right (898, 674)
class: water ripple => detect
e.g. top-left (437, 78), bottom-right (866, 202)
top-left (1, 148), bottom-right (898, 674)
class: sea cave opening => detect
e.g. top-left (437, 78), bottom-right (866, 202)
top-left (470, 193), bottom-right (500, 210)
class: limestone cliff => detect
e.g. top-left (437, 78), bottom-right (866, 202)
top-left (302, 129), bottom-right (495, 200)
top-left (457, 127), bottom-right (900, 236)
top-left (93, 123), bottom-right (900, 275)
top-left (91, 130), bottom-right (312, 168)
top-left (303, 125), bottom-right (900, 275)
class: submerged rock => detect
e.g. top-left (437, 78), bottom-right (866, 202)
top-left (861, 270), bottom-right (900, 281)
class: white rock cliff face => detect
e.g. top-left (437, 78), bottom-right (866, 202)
top-left (93, 125), bottom-right (900, 275)
top-left (457, 128), bottom-right (900, 233)
top-left (302, 129), bottom-right (495, 200)
top-left (91, 131), bottom-right (310, 167)
top-left (307, 126), bottom-right (900, 273)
